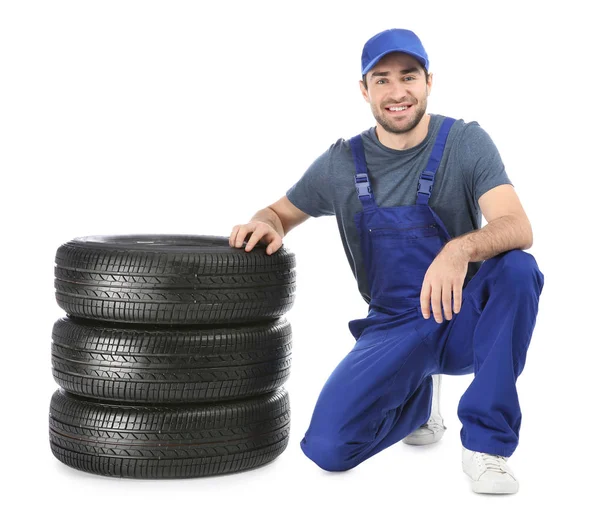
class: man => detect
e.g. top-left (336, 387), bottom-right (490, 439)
top-left (229, 28), bottom-right (544, 495)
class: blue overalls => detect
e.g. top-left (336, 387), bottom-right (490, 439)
top-left (300, 117), bottom-right (545, 471)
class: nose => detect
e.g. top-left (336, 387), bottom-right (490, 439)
top-left (387, 79), bottom-right (411, 102)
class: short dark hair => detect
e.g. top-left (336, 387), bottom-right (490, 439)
top-left (362, 62), bottom-right (429, 90)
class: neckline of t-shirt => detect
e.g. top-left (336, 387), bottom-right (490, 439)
top-left (366, 113), bottom-right (443, 155)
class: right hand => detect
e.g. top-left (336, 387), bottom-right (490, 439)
top-left (229, 221), bottom-right (283, 255)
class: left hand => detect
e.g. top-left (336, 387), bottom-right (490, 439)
top-left (420, 242), bottom-right (469, 323)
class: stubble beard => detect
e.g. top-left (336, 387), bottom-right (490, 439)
top-left (372, 98), bottom-right (427, 135)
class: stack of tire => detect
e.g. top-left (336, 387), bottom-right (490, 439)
top-left (49, 234), bottom-right (295, 479)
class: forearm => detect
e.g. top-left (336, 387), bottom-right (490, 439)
top-left (445, 214), bottom-right (533, 263)
top-left (250, 207), bottom-right (286, 238)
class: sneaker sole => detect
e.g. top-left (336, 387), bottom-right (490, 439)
top-left (471, 480), bottom-right (519, 495)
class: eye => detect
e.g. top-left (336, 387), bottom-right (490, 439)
top-left (376, 79), bottom-right (386, 84)
top-left (404, 76), bottom-right (416, 81)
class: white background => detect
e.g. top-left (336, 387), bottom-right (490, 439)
top-left (1, 0), bottom-right (598, 507)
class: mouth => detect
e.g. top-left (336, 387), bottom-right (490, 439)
top-left (385, 104), bottom-right (413, 116)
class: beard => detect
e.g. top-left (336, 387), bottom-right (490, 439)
top-left (371, 98), bottom-right (427, 134)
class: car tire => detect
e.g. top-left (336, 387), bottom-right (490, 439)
top-left (49, 386), bottom-right (290, 479)
top-left (51, 315), bottom-right (292, 403)
top-left (54, 234), bottom-right (296, 325)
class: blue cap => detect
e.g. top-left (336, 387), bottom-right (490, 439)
top-left (361, 29), bottom-right (429, 76)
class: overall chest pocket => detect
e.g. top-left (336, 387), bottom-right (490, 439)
top-left (367, 223), bottom-right (447, 299)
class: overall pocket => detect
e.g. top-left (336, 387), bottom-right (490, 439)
top-left (368, 224), bottom-right (446, 304)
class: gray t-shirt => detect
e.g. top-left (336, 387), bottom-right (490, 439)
top-left (285, 113), bottom-right (512, 305)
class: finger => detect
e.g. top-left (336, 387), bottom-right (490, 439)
top-left (430, 283), bottom-right (443, 323)
top-left (234, 225), bottom-right (250, 248)
top-left (453, 282), bottom-right (462, 314)
top-left (442, 280), bottom-right (453, 321)
top-left (245, 227), bottom-right (267, 252)
top-left (229, 226), bottom-right (240, 247)
top-left (266, 237), bottom-right (282, 255)
top-left (420, 280), bottom-right (431, 319)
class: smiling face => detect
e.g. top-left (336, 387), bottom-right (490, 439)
top-left (360, 52), bottom-right (432, 135)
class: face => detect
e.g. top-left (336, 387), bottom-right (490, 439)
top-left (360, 52), bottom-right (432, 134)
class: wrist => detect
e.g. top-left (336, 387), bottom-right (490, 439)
top-left (445, 236), bottom-right (474, 263)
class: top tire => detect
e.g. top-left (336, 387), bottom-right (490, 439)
top-left (54, 234), bottom-right (296, 324)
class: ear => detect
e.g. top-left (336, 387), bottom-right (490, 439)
top-left (427, 72), bottom-right (433, 95)
top-left (359, 79), bottom-right (369, 102)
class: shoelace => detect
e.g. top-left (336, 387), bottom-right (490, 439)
top-left (476, 452), bottom-right (509, 473)
top-left (422, 417), bottom-right (445, 430)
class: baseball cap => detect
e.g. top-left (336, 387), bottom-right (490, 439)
top-left (361, 29), bottom-right (429, 76)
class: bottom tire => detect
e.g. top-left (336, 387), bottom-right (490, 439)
top-left (49, 387), bottom-right (290, 479)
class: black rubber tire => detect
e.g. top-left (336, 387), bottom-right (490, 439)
top-left (51, 315), bottom-right (292, 403)
top-left (54, 234), bottom-right (296, 325)
top-left (49, 386), bottom-right (290, 479)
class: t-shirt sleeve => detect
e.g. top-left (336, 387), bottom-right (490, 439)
top-left (285, 145), bottom-right (335, 217)
top-left (457, 122), bottom-right (513, 207)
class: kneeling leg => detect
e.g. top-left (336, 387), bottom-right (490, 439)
top-left (300, 326), bottom-right (437, 471)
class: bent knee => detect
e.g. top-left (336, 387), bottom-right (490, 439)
top-left (500, 250), bottom-right (544, 290)
top-left (300, 435), bottom-right (362, 472)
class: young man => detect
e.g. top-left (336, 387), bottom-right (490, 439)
top-left (229, 28), bottom-right (544, 495)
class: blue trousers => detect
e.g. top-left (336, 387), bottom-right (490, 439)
top-left (300, 249), bottom-right (545, 471)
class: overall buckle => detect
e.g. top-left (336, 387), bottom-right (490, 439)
top-left (355, 173), bottom-right (372, 197)
top-left (417, 171), bottom-right (435, 195)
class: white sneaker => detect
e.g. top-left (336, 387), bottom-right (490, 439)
top-left (402, 374), bottom-right (447, 446)
top-left (462, 446), bottom-right (519, 494)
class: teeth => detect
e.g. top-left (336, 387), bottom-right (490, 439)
top-left (389, 106), bottom-right (408, 111)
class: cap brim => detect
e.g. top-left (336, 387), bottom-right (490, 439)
top-left (362, 49), bottom-right (426, 76)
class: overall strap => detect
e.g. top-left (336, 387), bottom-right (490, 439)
top-left (416, 117), bottom-right (456, 205)
top-left (349, 134), bottom-right (377, 210)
